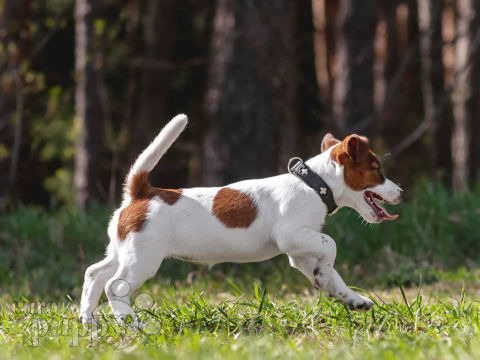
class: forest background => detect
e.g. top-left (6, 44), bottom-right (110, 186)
top-left (1, 0), bottom-right (478, 209)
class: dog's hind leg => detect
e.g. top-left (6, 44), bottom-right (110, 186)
top-left (79, 250), bottom-right (118, 323)
top-left (104, 246), bottom-right (163, 325)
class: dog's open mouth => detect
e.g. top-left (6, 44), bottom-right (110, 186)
top-left (363, 191), bottom-right (399, 221)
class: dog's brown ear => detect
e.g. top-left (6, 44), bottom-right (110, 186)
top-left (346, 134), bottom-right (369, 163)
top-left (321, 133), bottom-right (340, 152)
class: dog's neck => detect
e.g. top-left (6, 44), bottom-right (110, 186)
top-left (304, 146), bottom-right (349, 211)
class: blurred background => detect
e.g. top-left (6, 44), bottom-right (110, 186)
top-left (1, 0), bottom-right (479, 208)
top-left (1, 0), bottom-right (480, 296)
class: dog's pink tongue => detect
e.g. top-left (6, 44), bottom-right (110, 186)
top-left (382, 213), bottom-right (399, 221)
top-left (380, 205), bottom-right (399, 221)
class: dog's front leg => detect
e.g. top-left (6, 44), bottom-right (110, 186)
top-left (324, 268), bottom-right (374, 310)
top-left (288, 255), bottom-right (373, 310)
top-left (278, 228), bottom-right (336, 290)
top-left (279, 227), bottom-right (374, 311)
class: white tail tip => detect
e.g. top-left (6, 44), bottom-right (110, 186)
top-left (172, 113), bottom-right (188, 127)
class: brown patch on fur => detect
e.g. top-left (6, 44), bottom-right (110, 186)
top-left (330, 134), bottom-right (383, 191)
top-left (118, 199), bottom-right (150, 240)
top-left (117, 172), bottom-right (182, 240)
top-left (212, 188), bottom-right (257, 228)
top-left (128, 172), bottom-right (182, 204)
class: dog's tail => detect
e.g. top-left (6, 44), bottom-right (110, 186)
top-left (124, 114), bottom-right (188, 199)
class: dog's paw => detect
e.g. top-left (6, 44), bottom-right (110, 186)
top-left (346, 295), bottom-right (374, 311)
top-left (79, 314), bottom-right (98, 326)
top-left (112, 314), bottom-right (145, 330)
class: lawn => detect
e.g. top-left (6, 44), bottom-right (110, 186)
top-left (1, 276), bottom-right (480, 359)
top-left (1, 182), bottom-right (480, 359)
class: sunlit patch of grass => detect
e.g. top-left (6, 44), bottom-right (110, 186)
top-left (1, 281), bottom-right (480, 359)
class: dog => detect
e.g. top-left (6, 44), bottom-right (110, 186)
top-left (79, 114), bottom-right (404, 323)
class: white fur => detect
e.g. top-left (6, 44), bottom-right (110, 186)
top-left (124, 113), bottom-right (188, 201)
top-left (79, 115), bottom-right (404, 323)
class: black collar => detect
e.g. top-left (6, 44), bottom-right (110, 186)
top-left (287, 157), bottom-right (338, 215)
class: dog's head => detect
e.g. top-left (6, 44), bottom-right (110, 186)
top-left (321, 133), bottom-right (404, 223)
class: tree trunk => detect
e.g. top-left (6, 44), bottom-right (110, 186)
top-left (375, 1), bottom-right (404, 147)
top-left (417, 0), bottom-right (451, 175)
top-left (333, 0), bottom-right (377, 136)
top-left (126, 0), bottom-right (178, 187)
top-left (74, 0), bottom-right (105, 208)
top-left (469, 4), bottom-right (480, 183)
top-left (451, 0), bottom-right (479, 193)
top-left (203, 0), bottom-right (298, 185)
top-left (312, 0), bottom-right (331, 104)
top-left (0, 0), bottom-right (30, 208)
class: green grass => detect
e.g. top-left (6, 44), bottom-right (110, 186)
top-left (2, 279), bottom-right (480, 359)
top-left (2, 181), bottom-right (480, 358)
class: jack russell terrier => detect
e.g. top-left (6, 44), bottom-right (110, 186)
top-left (79, 114), bottom-right (404, 323)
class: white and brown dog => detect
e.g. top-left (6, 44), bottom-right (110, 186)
top-left (79, 114), bottom-right (404, 323)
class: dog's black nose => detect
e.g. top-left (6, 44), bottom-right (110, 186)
top-left (400, 189), bottom-right (406, 201)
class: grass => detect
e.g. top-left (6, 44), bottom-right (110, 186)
top-left (2, 278), bottom-right (480, 359)
top-left (2, 181), bottom-right (480, 358)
